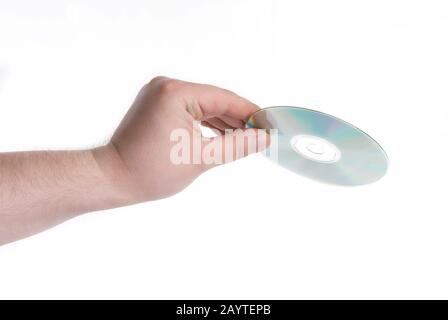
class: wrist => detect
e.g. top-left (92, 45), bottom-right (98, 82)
top-left (90, 144), bottom-right (142, 208)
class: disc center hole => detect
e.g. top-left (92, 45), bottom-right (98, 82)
top-left (306, 142), bottom-right (325, 155)
top-left (290, 135), bottom-right (341, 163)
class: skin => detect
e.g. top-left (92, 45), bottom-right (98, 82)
top-left (0, 77), bottom-right (269, 245)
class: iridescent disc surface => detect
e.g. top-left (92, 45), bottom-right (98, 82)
top-left (247, 106), bottom-right (388, 186)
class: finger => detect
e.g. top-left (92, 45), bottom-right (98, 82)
top-left (203, 117), bottom-right (234, 131)
top-left (200, 128), bottom-right (270, 170)
top-left (218, 115), bottom-right (246, 129)
top-left (179, 80), bottom-right (260, 121)
top-left (201, 121), bottom-right (224, 135)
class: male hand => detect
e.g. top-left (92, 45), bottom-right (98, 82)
top-left (96, 76), bottom-right (269, 202)
top-left (0, 77), bottom-right (268, 244)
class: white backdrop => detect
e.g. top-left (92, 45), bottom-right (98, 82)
top-left (1, 0), bottom-right (447, 299)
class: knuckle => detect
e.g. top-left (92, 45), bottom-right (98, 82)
top-left (159, 79), bottom-right (181, 93)
top-left (148, 76), bottom-right (181, 94)
top-left (148, 75), bottom-right (169, 86)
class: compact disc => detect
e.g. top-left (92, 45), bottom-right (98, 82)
top-left (247, 106), bottom-right (388, 186)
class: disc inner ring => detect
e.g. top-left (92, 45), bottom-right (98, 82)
top-left (290, 134), bottom-right (341, 163)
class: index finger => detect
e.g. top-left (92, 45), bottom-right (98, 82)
top-left (179, 80), bottom-right (260, 121)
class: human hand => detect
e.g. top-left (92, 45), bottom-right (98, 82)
top-left (0, 76), bottom-right (269, 245)
top-left (94, 77), bottom-right (269, 203)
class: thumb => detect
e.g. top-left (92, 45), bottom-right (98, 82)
top-left (201, 128), bottom-right (270, 169)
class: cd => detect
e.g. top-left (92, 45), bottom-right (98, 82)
top-left (247, 106), bottom-right (388, 186)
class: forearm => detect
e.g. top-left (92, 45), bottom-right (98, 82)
top-left (0, 146), bottom-right (132, 245)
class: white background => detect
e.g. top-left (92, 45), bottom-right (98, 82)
top-left (0, 0), bottom-right (447, 299)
